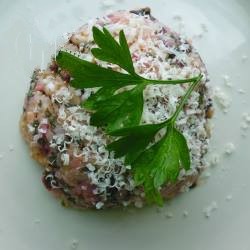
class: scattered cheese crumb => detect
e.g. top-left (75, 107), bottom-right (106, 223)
top-left (100, 0), bottom-right (116, 8)
top-left (204, 172), bottom-right (211, 178)
top-left (209, 153), bottom-right (220, 167)
top-left (165, 211), bottom-right (174, 219)
top-left (226, 195), bottom-right (233, 201)
top-left (183, 210), bottom-right (189, 217)
top-left (86, 163), bottom-right (95, 172)
top-left (70, 239), bottom-right (79, 250)
top-left (8, 145), bottom-right (14, 152)
top-left (122, 201), bottom-right (130, 207)
top-left (224, 142), bottom-right (236, 155)
top-left (243, 113), bottom-right (250, 123)
top-left (213, 87), bottom-right (231, 113)
top-left (61, 153), bottom-right (70, 166)
top-left (241, 55), bottom-right (248, 62)
top-left (203, 201), bottom-right (218, 218)
top-left (222, 74), bottom-right (232, 88)
top-left (237, 88), bottom-right (245, 94)
top-left (27, 124), bottom-right (35, 133)
top-left (95, 201), bottom-right (104, 209)
top-left (241, 122), bottom-right (249, 130)
top-left (241, 113), bottom-right (250, 131)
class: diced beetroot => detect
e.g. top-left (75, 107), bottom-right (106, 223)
top-left (35, 83), bottom-right (44, 92)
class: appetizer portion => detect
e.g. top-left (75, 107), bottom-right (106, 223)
top-left (20, 8), bottom-right (212, 209)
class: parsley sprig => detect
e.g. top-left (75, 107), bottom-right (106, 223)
top-left (108, 75), bottom-right (202, 205)
top-left (57, 27), bottom-right (200, 132)
top-left (56, 26), bottom-right (203, 205)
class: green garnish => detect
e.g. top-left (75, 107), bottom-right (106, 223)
top-left (56, 26), bottom-right (203, 205)
top-left (57, 27), bottom-right (200, 132)
top-left (108, 75), bottom-right (202, 205)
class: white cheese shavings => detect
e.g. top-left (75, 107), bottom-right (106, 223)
top-left (224, 142), bottom-right (236, 155)
top-left (222, 74), bottom-right (232, 88)
top-left (241, 113), bottom-right (250, 131)
top-left (213, 87), bottom-right (231, 113)
top-left (203, 201), bottom-right (218, 218)
top-left (61, 153), bottom-right (70, 166)
top-left (52, 87), bottom-right (72, 104)
top-left (226, 195), bottom-right (233, 201)
top-left (70, 239), bottom-right (79, 250)
top-left (95, 201), bottom-right (104, 209)
top-left (8, 144), bottom-right (14, 152)
top-left (100, 0), bottom-right (116, 9)
top-left (27, 124), bottom-right (35, 133)
top-left (241, 55), bottom-right (248, 62)
top-left (183, 210), bottom-right (189, 217)
top-left (165, 211), bottom-right (174, 219)
top-left (237, 88), bottom-right (245, 94)
top-left (209, 153), bottom-right (220, 167)
top-left (242, 112), bottom-right (250, 123)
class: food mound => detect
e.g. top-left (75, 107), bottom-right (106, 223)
top-left (20, 8), bottom-right (212, 209)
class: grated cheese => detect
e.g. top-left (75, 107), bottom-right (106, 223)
top-left (61, 153), bottom-right (70, 166)
top-left (165, 211), bottom-right (174, 219)
top-left (226, 195), bottom-right (233, 201)
top-left (203, 201), bottom-right (218, 218)
top-left (183, 210), bottom-right (189, 217)
top-left (213, 87), bottom-right (231, 113)
top-left (95, 201), bottom-right (104, 209)
top-left (224, 142), bottom-right (236, 155)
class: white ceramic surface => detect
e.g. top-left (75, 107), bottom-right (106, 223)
top-left (0, 0), bottom-right (250, 250)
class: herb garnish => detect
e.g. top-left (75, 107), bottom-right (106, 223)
top-left (57, 27), bottom-right (200, 132)
top-left (108, 75), bottom-right (202, 205)
top-left (56, 26), bottom-right (202, 205)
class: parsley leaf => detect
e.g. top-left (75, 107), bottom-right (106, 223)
top-left (83, 86), bottom-right (119, 110)
top-left (92, 27), bottom-right (135, 75)
top-left (89, 84), bottom-right (145, 132)
top-left (133, 124), bottom-right (190, 204)
top-left (107, 76), bottom-right (202, 205)
top-left (107, 123), bottom-right (165, 164)
top-left (56, 51), bottom-right (142, 88)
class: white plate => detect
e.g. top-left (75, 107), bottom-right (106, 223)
top-left (0, 0), bottom-right (250, 250)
